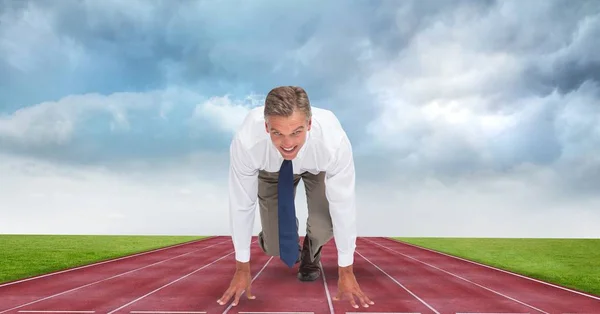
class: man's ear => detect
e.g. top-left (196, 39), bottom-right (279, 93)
top-left (307, 118), bottom-right (312, 131)
top-left (264, 121), bottom-right (269, 133)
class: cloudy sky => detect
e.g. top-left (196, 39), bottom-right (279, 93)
top-left (1, 0), bottom-right (599, 238)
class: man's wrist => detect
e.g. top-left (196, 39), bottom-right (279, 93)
top-left (338, 264), bottom-right (353, 276)
top-left (236, 260), bottom-right (251, 272)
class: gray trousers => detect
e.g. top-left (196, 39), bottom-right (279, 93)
top-left (257, 170), bottom-right (334, 262)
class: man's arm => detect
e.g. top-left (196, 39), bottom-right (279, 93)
top-left (325, 134), bottom-right (357, 267)
top-left (326, 134), bottom-right (374, 309)
top-left (228, 135), bottom-right (258, 263)
top-left (217, 134), bottom-right (259, 306)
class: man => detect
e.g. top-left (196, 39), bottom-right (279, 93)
top-left (217, 86), bottom-right (374, 309)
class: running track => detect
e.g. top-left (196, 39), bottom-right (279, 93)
top-left (1, 236), bottom-right (599, 314)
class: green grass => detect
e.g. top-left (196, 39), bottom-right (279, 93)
top-left (392, 237), bottom-right (600, 296)
top-left (0, 234), bottom-right (207, 284)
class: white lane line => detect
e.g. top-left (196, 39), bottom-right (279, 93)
top-left (384, 237), bottom-right (600, 302)
top-left (0, 237), bottom-right (217, 288)
top-left (0, 239), bottom-right (231, 314)
top-left (238, 312), bottom-right (314, 314)
top-left (109, 240), bottom-right (257, 314)
top-left (363, 238), bottom-right (549, 314)
top-left (222, 255), bottom-right (273, 314)
top-left (455, 313), bottom-right (530, 314)
top-left (130, 312), bottom-right (207, 313)
top-left (355, 251), bottom-right (439, 314)
top-left (319, 261), bottom-right (334, 314)
top-left (346, 312), bottom-right (421, 314)
top-left (18, 311), bottom-right (95, 313)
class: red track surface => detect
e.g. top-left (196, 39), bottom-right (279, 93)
top-left (1, 236), bottom-right (599, 314)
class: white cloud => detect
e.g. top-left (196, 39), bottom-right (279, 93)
top-left (0, 87), bottom-right (255, 148)
top-left (0, 92), bottom-right (138, 146)
top-left (364, 1), bottom-right (600, 172)
top-left (191, 94), bottom-right (264, 133)
top-left (0, 101), bottom-right (77, 145)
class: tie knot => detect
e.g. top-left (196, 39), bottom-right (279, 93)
top-left (280, 159), bottom-right (292, 170)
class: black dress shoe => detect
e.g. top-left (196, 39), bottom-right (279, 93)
top-left (297, 236), bottom-right (321, 281)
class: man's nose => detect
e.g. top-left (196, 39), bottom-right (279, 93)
top-left (282, 137), bottom-right (293, 147)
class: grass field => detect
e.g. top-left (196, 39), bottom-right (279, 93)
top-left (393, 237), bottom-right (600, 296)
top-left (0, 234), bottom-right (207, 284)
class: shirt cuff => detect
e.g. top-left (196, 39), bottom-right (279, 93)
top-left (337, 251), bottom-right (354, 267)
top-left (235, 248), bottom-right (250, 263)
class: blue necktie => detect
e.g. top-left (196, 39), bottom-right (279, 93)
top-left (278, 159), bottom-right (299, 267)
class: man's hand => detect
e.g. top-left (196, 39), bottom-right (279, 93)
top-left (217, 261), bottom-right (255, 306)
top-left (333, 265), bottom-right (374, 308)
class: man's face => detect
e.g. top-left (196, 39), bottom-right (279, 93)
top-left (265, 110), bottom-right (311, 160)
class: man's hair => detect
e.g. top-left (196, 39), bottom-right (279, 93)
top-left (264, 86), bottom-right (311, 121)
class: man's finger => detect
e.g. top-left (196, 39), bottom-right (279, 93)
top-left (356, 292), bottom-right (369, 308)
top-left (343, 292), bottom-right (357, 309)
top-left (232, 289), bottom-right (243, 306)
top-left (351, 289), bottom-right (368, 308)
top-left (348, 294), bottom-right (358, 309)
top-left (217, 289), bottom-right (232, 305)
top-left (363, 293), bottom-right (374, 305)
top-left (246, 285), bottom-right (256, 299)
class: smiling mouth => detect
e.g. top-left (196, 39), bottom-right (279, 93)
top-left (281, 146), bottom-right (296, 153)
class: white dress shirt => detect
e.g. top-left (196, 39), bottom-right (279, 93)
top-left (228, 105), bottom-right (357, 267)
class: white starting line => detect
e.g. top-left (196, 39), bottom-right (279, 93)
top-left (130, 312), bottom-right (207, 314)
top-left (130, 312), bottom-right (207, 313)
top-left (18, 311), bottom-right (95, 313)
top-left (237, 312), bottom-right (314, 314)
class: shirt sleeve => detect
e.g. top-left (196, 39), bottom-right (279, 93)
top-left (325, 134), bottom-right (357, 267)
top-left (228, 134), bottom-right (259, 263)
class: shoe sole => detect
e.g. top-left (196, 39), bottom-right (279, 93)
top-left (297, 273), bottom-right (320, 281)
